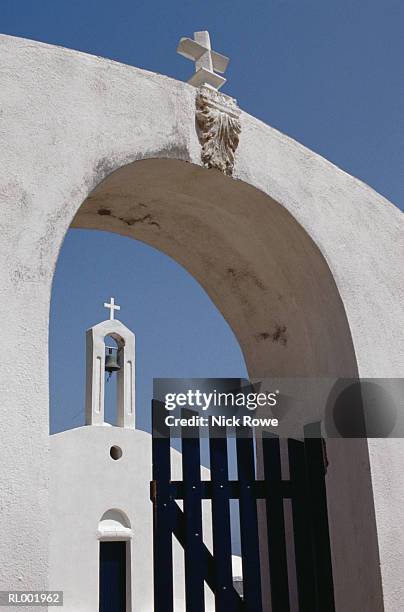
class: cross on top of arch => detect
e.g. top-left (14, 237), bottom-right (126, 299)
top-left (177, 30), bottom-right (229, 90)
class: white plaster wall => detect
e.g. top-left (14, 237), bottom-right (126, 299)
top-left (50, 426), bottom-right (152, 612)
top-left (0, 33), bottom-right (402, 610)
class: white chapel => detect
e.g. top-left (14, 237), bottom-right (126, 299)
top-left (49, 299), bottom-right (217, 612)
top-left (49, 298), bottom-right (154, 611)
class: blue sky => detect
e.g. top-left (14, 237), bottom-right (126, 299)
top-left (1, 1), bottom-right (402, 432)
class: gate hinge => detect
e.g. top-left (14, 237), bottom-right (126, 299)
top-left (150, 480), bottom-right (157, 503)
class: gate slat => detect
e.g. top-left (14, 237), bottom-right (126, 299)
top-left (151, 400), bottom-right (174, 612)
top-left (209, 432), bottom-right (238, 611)
top-left (171, 501), bottom-right (244, 606)
top-left (181, 409), bottom-right (205, 612)
top-left (303, 424), bottom-right (335, 612)
top-left (236, 429), bottom-right (263, 611)
top-left (263, 434), bottom-right (290, 612)
top-left (288, 437), bottom-right (318, 611)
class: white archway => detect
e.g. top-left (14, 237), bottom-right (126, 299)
top-left (0, 33), bottom-right (402, 611)
top-left (69, 156), bottom-right (381, 611)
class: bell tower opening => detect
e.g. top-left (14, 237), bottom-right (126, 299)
top-left (104, 336), bottom-right (119, 425)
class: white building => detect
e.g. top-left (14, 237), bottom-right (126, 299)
top-left (49, 303), bottom-right (152, 611)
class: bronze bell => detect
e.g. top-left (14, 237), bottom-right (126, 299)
top-left (105, 347), bottom-right (120, 373)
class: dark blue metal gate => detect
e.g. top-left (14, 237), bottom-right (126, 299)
top-left (151, 401), bottom-right (335, 611)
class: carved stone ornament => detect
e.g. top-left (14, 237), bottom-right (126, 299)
top-left (195, 86), bottom-right (241, 176)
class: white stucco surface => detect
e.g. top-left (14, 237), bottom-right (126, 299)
top-left (50, 426), bottom-right (152, 612)
top-left (0, 33), bottom-right (402, 611)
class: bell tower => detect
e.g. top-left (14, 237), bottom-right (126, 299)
top-left (85, 298), bottom-right (135, 428)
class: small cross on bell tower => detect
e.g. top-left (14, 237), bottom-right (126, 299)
top-left (104, 297), bottom-right (121, 320)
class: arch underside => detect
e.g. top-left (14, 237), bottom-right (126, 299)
top-left (72, 157), bottom-right (358, 380)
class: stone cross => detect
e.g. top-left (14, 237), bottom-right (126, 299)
top-left (177, 31), bottom-right (229, 90)
top-left (104, 297), bottom-right (121, 320)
